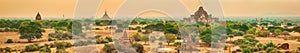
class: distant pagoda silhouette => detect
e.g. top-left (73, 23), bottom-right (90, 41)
top-left (101, 11), bottom-right (111, 20)
top-left (183, 6), bottom-right (218, 24)
top-left (36, 12), bottom-right (42, 22)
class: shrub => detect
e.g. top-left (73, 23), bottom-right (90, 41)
top-left (4, 47), bottom-right (11, 52)
top-left (95, 35), bottom-right (101, 39)
top-left (102, 44), bottom-right (116, 53)
top-left (132, 43), bottom-right (144, 53)
top-left (73, 40), bottom-right (91, 46)
top-left (95, 28), bottom-right (100, 30)
top-left (266, 47), bottom-right (277, 53)
top-left (56, 49), bottom-right (68, 53)
top-left (243, 34), bottom-right (255, 39)
top-left (224, 45), bottom-right (228, 50)
top-left (96, 38), bottom-right (109, 44)
top-left (25, 44), bottom-right (40, 51)
top-left (39, 47), bottom-right (51, 53)
top-left (263, 42), bottom-right (277, 50)
top-left (48, 32), bottom-right (72, 40)
top-left (54, 42), bottom-right (72, 49)
top-left (174, 42), bottom-right (182, 48)
top-left (132, 33), bottom-right (142, 41)
top-left (234, 39), bottom-right (244, 45)
top-left (4, 28), bottom-right (10, 32)
top-left (138, 29), bottom-right (142, 32)
top-left (105, 37), bottom-right (113, 42)
top-left (242, 48), bottom-right (252, 53)
top-left (48, 38), bottom-right (54, 41)
top-left (6, 39), bottom-right (13, 43)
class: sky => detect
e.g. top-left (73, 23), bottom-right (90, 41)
top-left (0, 0), bottom-right (299, 18)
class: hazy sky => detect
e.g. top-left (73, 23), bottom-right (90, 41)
top-left (0, 0), bottom-right (299, 18)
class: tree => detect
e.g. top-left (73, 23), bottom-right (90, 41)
top-left (4, 47), bottom-right (11, 52)
top-left (96, 38), bottom-right (109, 44)
top-left (132, 43), bottom-right (144, 53)
top-left (165, 28), bottom-right (178, 34)
top-left (242, 48), bottom-right (252, 53)
top-left (287, 22), bottom-right (293, 26)
top-left (247, 28), bottom-right (256, 34)
top-left (243, 34), bottom-right (255, 39)
top-left (19, 21), bottom-right (44, 42)
top-left (132, 33), bottom-right (142, 41)
top-left (53, 42), bottom-right (72, 49)
top-left (130, 20), bottom-right (138, 25)
top-left (165, 34), bottom-right (177, 45)
top-left (48, 31), bottom-right (72, 40)
top-left (56, 49), bottom-right (69, 53)
top-left (174, 42), bottom-right (182, 53)
top-left (200, 34), bottom-right (212, 44)
top-left (274, 29), bottom-right (282, 35)
top-left (141, 35), bottom-right (149, 44)
top-left (105, 36), bottom-right (113, 42)
top-left (139, 21), bottom-right (147, 25)
top-left (293, 26), bottom-right (300, 33)
top-left (233, 30), bottom-right (245, 36)
top-left (102, 44), bottom-right (117, 53)
top-left (256, 30), bottom-right (269, 37)
top-left (264, 42), bottom-right (277, 50)
top-left (40, 46), bottom-right (51, 53)
top-left (158, 42), bottom-right (163, 47)
top-left (25, 44), bottom-right (40, 51)
top-left (6, 39), bottom-right (13, 43)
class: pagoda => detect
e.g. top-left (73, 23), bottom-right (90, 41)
top-left (101, 11), bottom-right (111, 20)
top-left (182, 6), bottom-right (218, 24)
top-left (194, 7), bottom-right (209, 22)
top-left (119, 29), bottom-right (133, 46)
top-left (35, 12), bottom-right (42, 22)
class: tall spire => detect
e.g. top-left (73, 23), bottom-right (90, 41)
top-left (35, 12), bottom-right (42, 22)
top-left (105, 10), bottom-right (108, 14)
top-left (36, 12), bottom-right (41, 20)
top-left (101, 10), bottom-right (111, 20)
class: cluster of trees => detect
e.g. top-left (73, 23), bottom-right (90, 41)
top-left (232, 35), bottom-right (284, 53)
top-left (95, 20), bottom-right (112, 26)
top-left (0, 28), bottom-right (18, 32)
top-left (25, 44), bottom-right (40, 51)
top-left (50, 42), bottom-right (72, 53)
top-left (0, 47), bottom-right (12, 52)
top-left (102, 44), bottom-right (117, 53)
top-left (95, 35), bottom-right (113, 44)
top-left (0, 19), bottom-right (24, 28)
top-left (102, 43), bottom-right (144, 53)
top-left (144, 23), bottom-right (179, 34)
top-left (130, 18), bottom-right (164, 25)
top-left (73, 40), bottom-right (93, 46)
top-left (19, 21), bottom-right (44, 42)
top-left (48, 31), bottom-right (72, 40)
top-left (131, 33), bottom-right (149, 44)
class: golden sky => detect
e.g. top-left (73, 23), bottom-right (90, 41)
top-left (0, 0), bottom-right (299, 18)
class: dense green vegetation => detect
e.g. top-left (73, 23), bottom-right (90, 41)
top-left (19, 21), bottom-right (44, 42)
top-left (0, 17), bottom-right (300, 53)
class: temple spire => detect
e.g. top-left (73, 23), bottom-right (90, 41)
top-left (101, 10), bottom-right (111, 20)
top-left (35, 12), bottom-right (42, 22)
